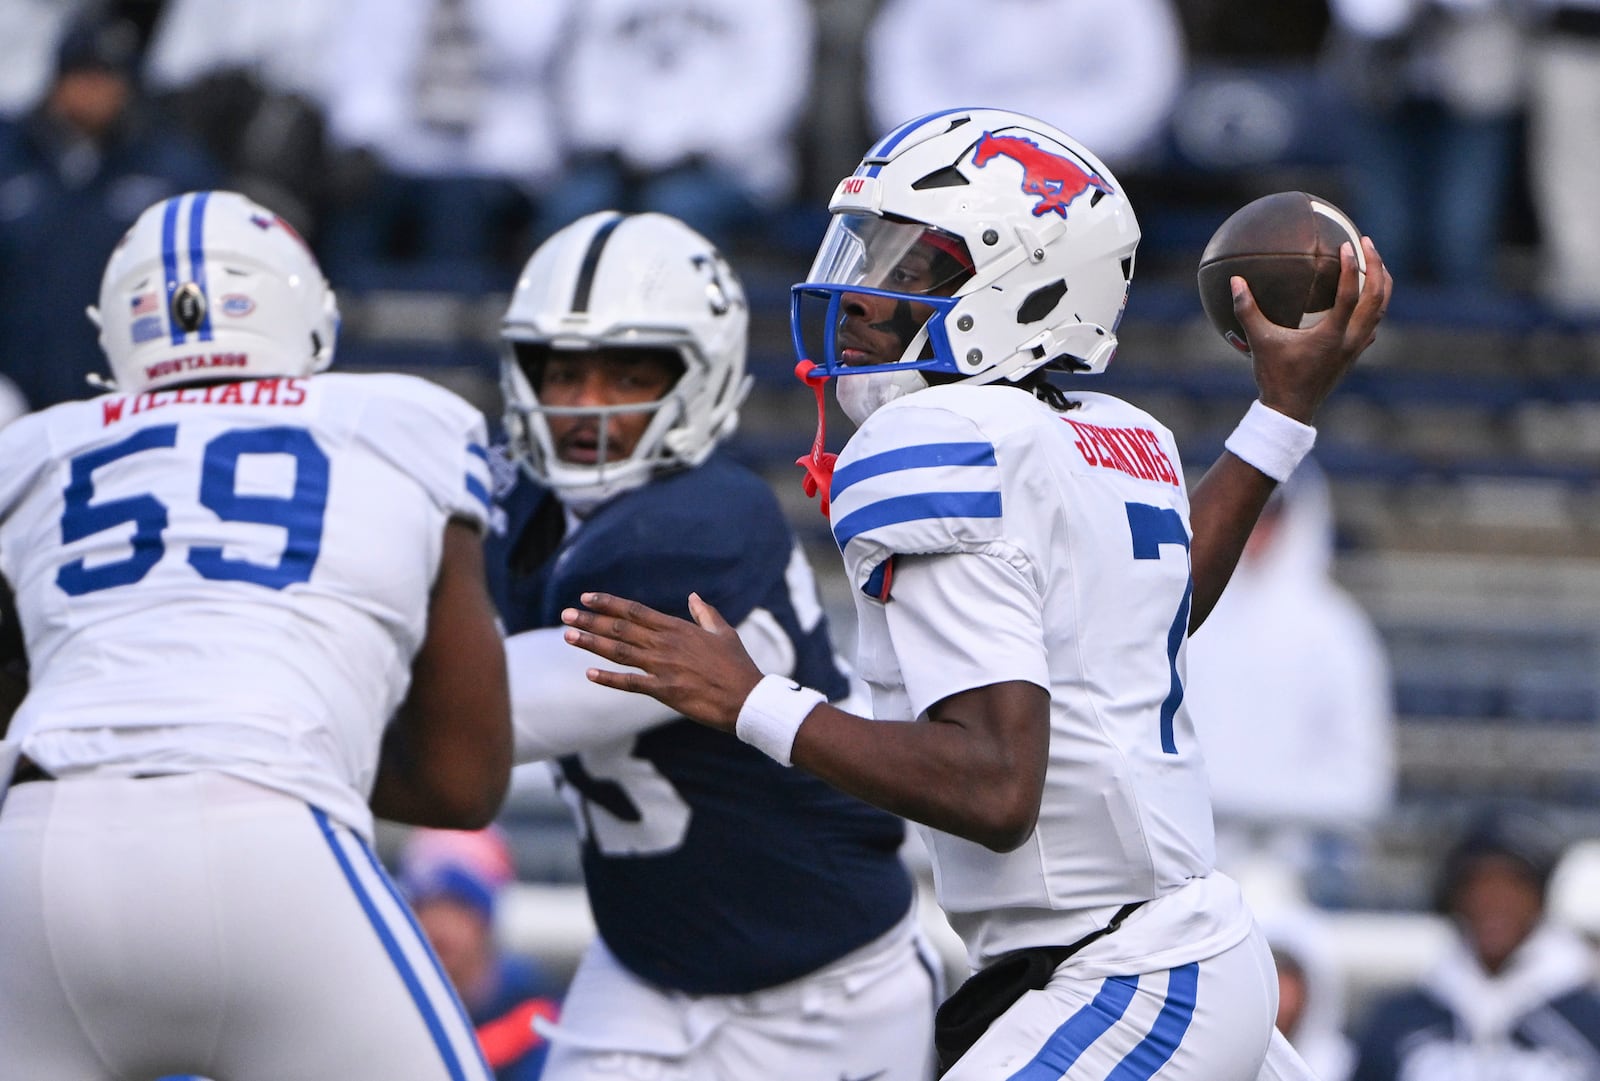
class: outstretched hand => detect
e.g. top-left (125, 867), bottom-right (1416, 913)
top-left (561, 592), bottom-right (764, 731)
top-left (1237, 236), bottom-right (1392, 424)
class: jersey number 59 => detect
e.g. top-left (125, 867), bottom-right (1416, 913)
top-left (57, 424), bottom-right (328, 596)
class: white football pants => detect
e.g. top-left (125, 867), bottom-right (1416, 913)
top-left (540, 905), bottom-right (943, 1081)
top-left (944, 923), bottom-right (1288, 1081)
top-left (0, 771), bottom-right (492, 1081)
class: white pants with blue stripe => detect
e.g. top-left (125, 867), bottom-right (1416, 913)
top-left (0, 771), bottom-right (491, 1081)
top-left (945, 925), bottom-right (1292, 1081)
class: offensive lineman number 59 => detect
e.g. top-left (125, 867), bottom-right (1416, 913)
top-left (56, 423), bottom-right (328, 596)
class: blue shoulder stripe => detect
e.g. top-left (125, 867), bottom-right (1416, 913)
top-left (831, 441), bottom-right (996, 499)
top-left (464, 442), bottom-right (491, 510)
top-left (833, 490), bottom-right (1001, 549)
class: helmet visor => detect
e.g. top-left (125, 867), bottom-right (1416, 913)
top-left (793, 214), bottom-right (974, 379)
top-left (805, 214), bottom-right (972, 293)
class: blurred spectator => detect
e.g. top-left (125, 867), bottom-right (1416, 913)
top-left (1185, 459), bottom-right (1395, 904)
top-left (0, 0), bottom-right (91, 117)
top-left (1526, 0), bottom-right (1600, 316)
top-left (0, 13), bottom-right (221, 411)
top-left (399, 827), bottom-right (563, 1081)
top-left (140, 0), bottom-right (336, 239)
top-left (864, 0), bottom-right (1186, 171)
top-left (1323, 0), bottom-right (1532, 288)
top-left (1350, 805), bottom-right (1600, 1081)
top-left (1176, 0), bottom-right (1331, 59)
top-left (537, 0), bottom-right (815, 250)
top-left (1262, 907), bottom-right (1358, 1081)
top-left (319, 0), bottom-right (570, 290)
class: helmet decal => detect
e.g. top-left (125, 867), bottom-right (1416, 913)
top-left (794, 108), bottom-right (1141, 389)
top-left (692, 253), bottom-right (734, 316)
top-left (970, 132), bottom-right (1113, 219)
top-left (170, 281), bottom-right (208, 335)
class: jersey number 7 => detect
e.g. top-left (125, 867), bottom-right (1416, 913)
top-left (1126, 501), bottom-right (1191, 754)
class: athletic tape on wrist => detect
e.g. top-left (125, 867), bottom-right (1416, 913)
top-left (735, 673), bottom-right (825, 767)
top-left (1224, 400), bottom-right (1317, 483)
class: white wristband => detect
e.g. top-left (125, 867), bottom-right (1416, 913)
top-left (735, 673), bottom-right (826, 767)
top-left (1224, 400), bottom-right (1317, 483)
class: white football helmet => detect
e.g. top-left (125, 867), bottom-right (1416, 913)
top-left (92, 190), bottom-right (338, 394)
top-left (792, 107), bottom-right (1141, 396)
top-left (500, 211), bottom-right (753, 510)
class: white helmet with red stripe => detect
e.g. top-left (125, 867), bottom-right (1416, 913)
top-left (92, 190), bottom-right (339, 394)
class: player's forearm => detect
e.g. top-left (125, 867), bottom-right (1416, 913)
top-left (789, 683), bottom-right (1050, 852)
top-left (370, 679), bottom-right (511, 827)
top-left (373, 521), bottom-right (512, 827)
top-left (505, 629), bottom-right (677, 762)
top-left (370, 698), bottom-right (510, 829)
top-left (1186, 452), bottom-right (1278, 631)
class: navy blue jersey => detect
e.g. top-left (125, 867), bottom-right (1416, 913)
top-left (489, 452), bottom-right (912, 995)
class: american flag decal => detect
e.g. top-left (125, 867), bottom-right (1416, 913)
top-left (130, 293), bottom-right (158, 316)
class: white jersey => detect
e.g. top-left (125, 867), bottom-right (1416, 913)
top-left (0, 373), bottom-right (492, 838)
top-left (832, 382), bottom-right (1251, 971)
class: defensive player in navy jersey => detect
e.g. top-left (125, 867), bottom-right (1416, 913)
top-left (559, 110), bottom-right (1393, 1081)
top-left (490, 211), bottom-right (939, 1081)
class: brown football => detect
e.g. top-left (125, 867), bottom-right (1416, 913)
top-left (1196, 191), bottom-right (1364, 356)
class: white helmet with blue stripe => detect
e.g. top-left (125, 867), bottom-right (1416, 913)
top-left (92, 190), bottom-right (339, 394)
top-left (792, 107), bottom-right (1141, 412)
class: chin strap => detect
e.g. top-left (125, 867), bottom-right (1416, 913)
top-left (793, 360), bottom-right (837, 519)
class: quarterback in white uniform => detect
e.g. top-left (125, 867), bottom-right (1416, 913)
top-left (561, 108), bottom-right (1392, 1080)
top-left (0, 191), bottom-right (511, 1081)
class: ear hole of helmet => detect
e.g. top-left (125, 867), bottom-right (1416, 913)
top-left (1018, 280), bottom-right (1067, 324)
top-left (912, 167), bottom-right (969, 190)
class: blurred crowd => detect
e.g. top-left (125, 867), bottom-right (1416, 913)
top-left (5, 4), bottom-right (1600, 1078)
top-left (4, 0), bottom-right (1600, 414)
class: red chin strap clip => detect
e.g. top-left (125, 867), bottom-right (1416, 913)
top-left (793, 359), bottom-right (837, 519)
